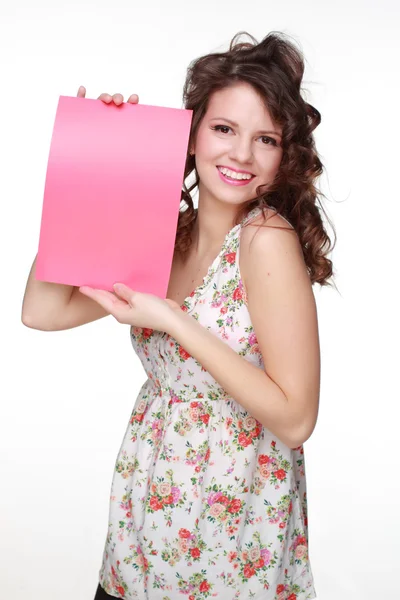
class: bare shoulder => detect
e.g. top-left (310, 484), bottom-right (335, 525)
top-left (240, 208), bottom-right (305, 288)
top-left (239, 207), bottom-right (320, 445)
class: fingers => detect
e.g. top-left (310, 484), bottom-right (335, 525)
top-left (112, 93), bottom-right (124, 105)
top-left (97, 93), bottom-right (123, 105)
top-left (77, 85), bottom-right (86, 98)
top-left (97, 93), bottom-right (140, 105)
top-left (97, 93), bottom-right (113, 104)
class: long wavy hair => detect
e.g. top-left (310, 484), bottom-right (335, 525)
top-left (175, 30), bottom-right (336, 287)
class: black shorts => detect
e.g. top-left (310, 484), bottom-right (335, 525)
top-left (94, 584), bottom-right (117, 599)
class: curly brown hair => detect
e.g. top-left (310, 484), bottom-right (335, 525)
top-left (175, 30), bottom-right (336, 288)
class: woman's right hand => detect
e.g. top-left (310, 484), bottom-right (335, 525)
top-left (77, 85), bottom-right (139, 105)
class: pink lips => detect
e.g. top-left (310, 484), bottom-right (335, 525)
top-left (216, 166), bottom-right (254, 186)
top-left (217, 165), bottom-right (255, 176)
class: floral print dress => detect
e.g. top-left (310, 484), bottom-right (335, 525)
top-left (98, 205), bottom-right (317, 600)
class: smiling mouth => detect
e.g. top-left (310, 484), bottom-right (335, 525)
top-left (216, 166), bottom-right (255, 186)
top-left (216, 166), bottom-right (256, 180)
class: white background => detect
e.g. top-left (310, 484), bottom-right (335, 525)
top-left (1, 0), bottom-right (399, 598)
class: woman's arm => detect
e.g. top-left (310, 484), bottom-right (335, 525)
top-left (169, 217), bottom-right (320, 449)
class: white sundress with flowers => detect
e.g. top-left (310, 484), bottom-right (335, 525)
top-left (98, 205), bottom-right (317, 600)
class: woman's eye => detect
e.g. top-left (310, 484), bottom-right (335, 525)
top-left (261, 136), bottom-right (277, 146)
top-left (211, 125), bottom-right (278, 147)
top-left (212, 125), bottom-right (231, 134)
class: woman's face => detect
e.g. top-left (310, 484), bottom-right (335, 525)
top-left (191, 82), bottom-right (283, 209)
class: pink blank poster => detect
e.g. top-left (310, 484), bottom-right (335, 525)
top-left (36, 96), bottom-right (193, 297)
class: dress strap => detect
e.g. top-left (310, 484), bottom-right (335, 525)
top-left (241, 204), bottom-right (294, 229)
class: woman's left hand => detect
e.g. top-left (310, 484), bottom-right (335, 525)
top-left (79, 283), bottom-right (183, 334)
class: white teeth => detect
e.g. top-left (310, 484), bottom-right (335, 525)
top-left (218, 166), bottom-right (253, 180)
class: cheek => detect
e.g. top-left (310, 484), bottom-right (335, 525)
top-left (261, 151), bottom-right (283, 176)
top-left (195, 131), bottom-right (225, 161)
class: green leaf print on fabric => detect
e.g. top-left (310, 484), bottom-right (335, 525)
top-left (173, 401), bottom-right (214, 435)
top-left (223, 530), bottom-right (279, 585)
top-left (146, 469), bottom-right (188, 527)
top-left (98, 206), bottom-right (317, 600)
top-left (201, 478), bottom-right (248, 540)
top-left (160, 519), bottom-right (211, 567)
top-left (176, 569), bottom-right (215, 599)
top-left (250, 440), bottom-right (292, 495)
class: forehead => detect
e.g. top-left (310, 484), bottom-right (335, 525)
top-left (206, 83), bottom-right (279, 131)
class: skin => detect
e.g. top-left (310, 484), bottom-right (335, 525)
top-left (189, 81), bottom-right (283, 259)
top-left (78, 80), bottom-right (284, 326)
top-left (78, 83), bottom-right (319, 446)
top-left (77, 84), bottom-right (181, 321)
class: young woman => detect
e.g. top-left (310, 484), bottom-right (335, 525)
top-left (22, 30), bottom-right (335, 600)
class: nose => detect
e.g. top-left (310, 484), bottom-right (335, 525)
top-left (228, 136), bottom-right (254, 166)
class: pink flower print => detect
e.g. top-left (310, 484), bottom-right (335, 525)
top-left (136, 400), bottom-right (146, 414)
top-left (228, 551), bottom-right (238, 562)
top-left (207, 491), bottom-right (222, 505)
top-left (248, 332), bottom-right (257, 346)
top-left (261, 548), bottom-right (271, 565)
top-left (295, 545), bottom-right (307, 559)
top-left (158, 482), bottom-right (172, 497)
top-left (178, 538), bottom-right (189, 553)
top-left (212, 296), bottom-right (224, 308)
top-left (189, 407), bottom-right (200, 422)
top-left (270, 516), bottom-right (280, 525)
top-left (209, 503), bottom-right (225, 517)
top-left (152, 429), bottom-right (161, 442)
top-left (249, 546), bottom-right (261, 562)
top-left (250, 343), bottom-right (260, 355)
top-left (171, 486), bottom-right (181, 503)
top-left (220, 306), bottom-right (228, 314)
top-left (242, 416), bottom-right (257, 431)
top-left (259, 464), bottom-right (272, 479)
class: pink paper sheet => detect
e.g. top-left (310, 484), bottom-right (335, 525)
top-left (35, 95), bottom-right (193, 297)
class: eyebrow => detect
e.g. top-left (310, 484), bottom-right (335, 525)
top-left (209, 117), bottom-right (282, 137)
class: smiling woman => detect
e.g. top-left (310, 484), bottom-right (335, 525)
top-left (91, 31), bottom-right (333, 600)
top-left (21, 28), bottom-right (334, 600)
